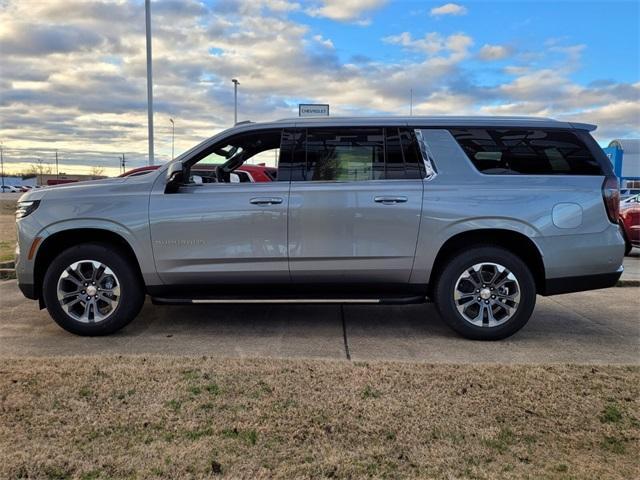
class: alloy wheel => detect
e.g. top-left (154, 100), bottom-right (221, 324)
top-left (56, 260), bottom-right (121, 323)
top-left (453, 262), bottom-right (521, 327)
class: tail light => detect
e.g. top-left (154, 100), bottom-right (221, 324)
top-left (602, 175), bottom-right (620, 223)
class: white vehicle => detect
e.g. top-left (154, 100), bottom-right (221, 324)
top-left (1, 185), bottom-right (21, 193)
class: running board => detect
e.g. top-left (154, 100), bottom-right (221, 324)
top-left (151, 296), bottom-right (426, 306)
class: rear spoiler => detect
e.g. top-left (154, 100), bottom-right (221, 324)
top-left (570, 122), bottom-right (597, 132)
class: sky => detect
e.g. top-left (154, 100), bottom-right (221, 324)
top-left (0, 0), bottom-right (639, 176)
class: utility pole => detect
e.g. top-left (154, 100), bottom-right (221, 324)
top-left (55, 150), bottom-right (59, 179)
top-left (0, 143), bottom-right (4, 189)
top-left (145, 0), bottom-right (155, 166)
top-left (410, 88), bottom-right (413, 116)
top-left (169, 118), bottom-right (175, 159)
top-left (121, 154), bottom-right (126, 174)
top-left (232, 78), bottom-right (239, 125)
top-left (36, 158), bottom-right (44, 186)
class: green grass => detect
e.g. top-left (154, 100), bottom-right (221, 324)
top-left (361, 384), bottom-right (381, 399)
top-left (601, 436), bottom-right (627, 454)
top-left (0, 240), bottom-right (14, 262)
top-left (221, 428), bottom-right (258, 445)
top-left (600, 404), bottom-right (623, 423)
top-left (78, 386), bottom-right (92, 398)
top-left (482, 427), bottom-right (516, 454)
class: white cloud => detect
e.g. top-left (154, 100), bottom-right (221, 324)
top-left (430, 3), bottom-right (468, 16)
top-left (261, 0), bottom-right (301, 12)
top-left (313, 34), bottom-right (335, 49)
top-left (383, 31), bottom-right (473, 62)
top-left (306, 0), bottom-right (387, 22)
top-left (478, 44), bottom-right (512, 61)
top-left (0, 1), bottom-right (637, 174)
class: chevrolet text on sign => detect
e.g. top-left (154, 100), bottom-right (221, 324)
top-left (299, 104), bottom-right (330, 116)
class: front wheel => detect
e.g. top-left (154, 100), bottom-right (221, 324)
top-left (434, 246), bottom-right (536, 340)
top-left (42, 243), bottom-right (145, 336)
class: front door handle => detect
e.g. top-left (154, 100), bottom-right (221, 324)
top-left (250, 197), bottom-right (283, 205)
top-left (374, 196), bottom-right (408, 204)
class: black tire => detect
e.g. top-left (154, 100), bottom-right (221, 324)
top-left (434, 245), bottom-right (536, 340)
top-left (42, 243), bottom-right (144, 336)
top-left (620, 226), bottom-right (633, 256)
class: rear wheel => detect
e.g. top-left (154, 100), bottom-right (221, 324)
top-left (42, 243), bottom-right (144, 336)
top-left (434, 246), bottom-right (536, 340)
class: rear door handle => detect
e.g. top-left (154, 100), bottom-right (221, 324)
top-left (374, 196), bottom-right (408, 204)
top-left (250, 197), bottom-right (283, 205)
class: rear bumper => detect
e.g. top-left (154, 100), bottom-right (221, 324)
top-left (541, 267), bottom-right (623, 296)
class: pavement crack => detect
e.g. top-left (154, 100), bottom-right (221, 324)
top-left (340, 305), bottom-right (351, 361)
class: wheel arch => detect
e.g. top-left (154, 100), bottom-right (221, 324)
top-left (427, 229), bottom-right (546, 297)
top-left (34, 228), bottom-right (144, 304)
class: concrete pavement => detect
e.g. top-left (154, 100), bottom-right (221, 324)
top-left (622, 249), bottom-right (640, 281)
top-left (1, 279), bottom-right (638, 364)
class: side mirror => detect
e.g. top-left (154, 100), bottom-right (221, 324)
top-left (165, 161), bottom-right (185, 193)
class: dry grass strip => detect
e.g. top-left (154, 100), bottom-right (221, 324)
top-left (0, 356), bottom-right (638, 479)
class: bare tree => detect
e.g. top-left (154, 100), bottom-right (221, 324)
top-left (28, 159), bottom-right (52, 185)
top-left (89, 166), bottom-right (105, 177)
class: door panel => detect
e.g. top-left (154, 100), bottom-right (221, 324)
top-left (288, 179), bottom-right (423, 283)
top-left (150, 182), bottom-right (289, 284)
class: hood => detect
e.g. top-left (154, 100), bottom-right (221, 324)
top-left (18, 177), bottom-right (127, 203)
top-left (46, 177), bottom-right (126, 190)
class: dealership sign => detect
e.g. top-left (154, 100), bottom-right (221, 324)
top-left (299, 104), bottom-right (330, 117)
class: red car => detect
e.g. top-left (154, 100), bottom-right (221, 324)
top-left (119, 164), bottom-right (275, 182)
top-left (118, 166), bottom-right (160, 177)
top-left (619, 195), bottom-right (640, 255)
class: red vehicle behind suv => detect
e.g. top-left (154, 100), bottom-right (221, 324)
top-left (619, 195), bottom-right (640, 255)
top-left (120, 164), bottom-right (276, 182)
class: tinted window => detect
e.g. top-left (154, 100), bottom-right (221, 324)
top-left (399, 128), bottom-right (424, 179)
top-left (284, 127), bottom-right (425, 182)
top-left (450, 128), bottom-right (604, 175)
top-left (305, 129), bottom-right (384, 181)
top-left (384, 128), bottom-right (405, 179)
top-left (280, 129), bottom-right (305, 181)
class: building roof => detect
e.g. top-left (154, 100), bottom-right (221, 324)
top-left (608, 139), bottom-right (640, 153)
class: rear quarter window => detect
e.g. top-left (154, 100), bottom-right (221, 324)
top-left (449, 128), bottom-right (604, 175)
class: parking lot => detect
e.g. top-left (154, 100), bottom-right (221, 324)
top-left (1, 276), bottom-right (638, 364)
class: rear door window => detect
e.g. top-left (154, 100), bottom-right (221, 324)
top-left (283, 127), bottom-right (426, 182)
top-left (449, 128), bottom-right (604, 175)
top-left (305, 128), bottom-right (385, 181)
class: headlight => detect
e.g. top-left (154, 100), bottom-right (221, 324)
top-left (16, 200), bottom-right (40, 219)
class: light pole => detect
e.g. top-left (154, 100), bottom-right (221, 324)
top-left (232, 78), bottom-right (239, 125)
top-left (169, 118), bottom-right (175, 159)
top-left (55, 150), bottom-right (59, 179)
top-left (0, 143), bottom-right (5, 189)
top-left (145, 0), bottom-right (155, 166)
top-left (409, 88), bottom-right (413, 116)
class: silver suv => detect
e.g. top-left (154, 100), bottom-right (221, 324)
top-left (14, 116), bottom-right (625, 340)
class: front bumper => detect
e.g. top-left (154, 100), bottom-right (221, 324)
top-left (18, 282), bottom-right (37, 300)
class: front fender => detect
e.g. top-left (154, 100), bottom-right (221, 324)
top-left (28, 219), bottom-right (160, 287)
